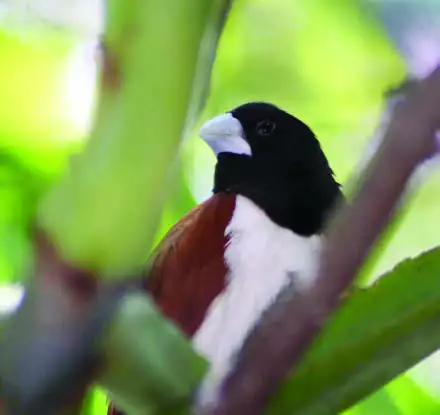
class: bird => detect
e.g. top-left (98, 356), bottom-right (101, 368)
top-left (107, 102), bottom-right (343, 414)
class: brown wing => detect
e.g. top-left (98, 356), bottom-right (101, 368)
top-left (143, 192), bottom-right (236, 336)
top-left (107, 193), bottom-right (235, 415)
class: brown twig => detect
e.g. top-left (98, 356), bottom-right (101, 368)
top-left (204, 66), bottom-right (440, 415)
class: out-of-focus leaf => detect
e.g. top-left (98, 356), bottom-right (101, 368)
top-left (98, 292), bottom-right (207, 415)
top-left (268, 247), bottom-right (440, 414)
top-left (0, 24), bottom-right (88, 282)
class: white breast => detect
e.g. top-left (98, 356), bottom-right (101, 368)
top-left (193, 195), bottom-right (322, 407)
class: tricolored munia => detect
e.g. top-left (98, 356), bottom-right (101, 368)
top-left (108, 102), bottom-right (342, 414)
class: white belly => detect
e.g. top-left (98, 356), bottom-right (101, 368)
top-left (193, 195), bottom-right (322, 407)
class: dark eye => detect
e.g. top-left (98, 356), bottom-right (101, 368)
top-left (256, 120), bottom-right (276, 136)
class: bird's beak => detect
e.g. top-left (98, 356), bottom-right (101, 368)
top-left (199, 113), bottom-right (251, 156)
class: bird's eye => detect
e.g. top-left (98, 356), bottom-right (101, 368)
top-left (256, 120), bottom-right (276, 136)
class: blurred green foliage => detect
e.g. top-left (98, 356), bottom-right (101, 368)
top-left (1, 0), bottom-right (440, 414)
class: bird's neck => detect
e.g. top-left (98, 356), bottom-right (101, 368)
top-left (214, 153), bottom-right (342, 236)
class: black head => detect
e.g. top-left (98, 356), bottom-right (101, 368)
top-left (199, 102), bottom-right (342, 235)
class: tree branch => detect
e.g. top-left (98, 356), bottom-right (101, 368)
top-left (203, 67), bottom-right (440, 415)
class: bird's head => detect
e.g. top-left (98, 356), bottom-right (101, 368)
top-left (199, 102), bottom-right (342, 235)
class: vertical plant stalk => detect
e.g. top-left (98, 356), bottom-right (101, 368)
top-left (0, 0), bottom-right (232, 414)
top-left (38, 0), bottom-right (232, 279)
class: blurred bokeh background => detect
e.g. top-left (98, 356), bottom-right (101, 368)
top-left (1, 0), bottom-right (440, 413)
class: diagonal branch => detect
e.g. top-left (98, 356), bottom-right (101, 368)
top-left (203, 67), bottom-right (440, 415)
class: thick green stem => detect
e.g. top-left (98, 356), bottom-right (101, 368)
top-left (38, 0), bottom-right (231, 278)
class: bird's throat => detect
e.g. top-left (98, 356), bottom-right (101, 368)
top-left (214, 153), bottom-right (342, 236)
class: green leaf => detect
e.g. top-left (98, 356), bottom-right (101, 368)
top-left (98, 292), bottom-right (207, 415)
top-left (268, 247), bottom-right (440, 414)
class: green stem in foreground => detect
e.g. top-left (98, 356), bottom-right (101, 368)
top-left (38, 0), bottom-right (231, 279)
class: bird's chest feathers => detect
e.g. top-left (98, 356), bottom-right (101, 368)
top-left (193, 195), bottom-right (321, 402)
